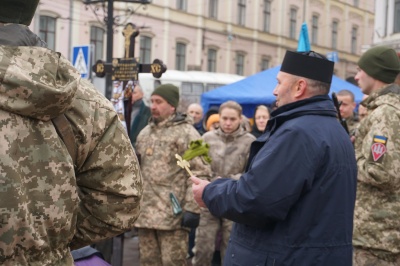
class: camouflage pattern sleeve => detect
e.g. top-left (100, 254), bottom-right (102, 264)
top-left (69, 79), bottom-right (143, 250)
top-left (355, 104), bottom-right (400, 190)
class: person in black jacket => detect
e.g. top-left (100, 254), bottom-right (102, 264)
top-left (251, 105), bottom-right (271, 138)
top-left (187, 103), bottom-right (206, 136)
top-left (191, 50), bottom-right (357, 266)
top-left (128, 83), bottom-right (151, 148)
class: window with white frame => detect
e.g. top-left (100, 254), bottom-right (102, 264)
top-left (209, 0), bottom-right (218, 19)
top-left (395, 0), bottom-right (400, 33)
top-left (39, 16), bottom-right (56, 50)
top-left (90, 26), bottom-right (105, 61)
top-left (311, 15), bottom-right (319, 45)
top-left (261, 58), bottom-right (270, 71)
top-left (177, 0), bottom-right (187, 11)
top-left (238, 0), bottom-right (246, 26)
top-left (207, 48), bottom-right (217, 72)
top-left (236, 52), bottom-right (245, 75)
top-left (331, 20), bottom-right (338, 50)
top-left (351, 26), bottom-right (358, 54)
top-left (263, 0), bottom-right (271, 32)
top-left (176, 42), bottom-right (186, 71)
top-left (140, 36), bottom-right (152, 64)
top-left (289, 8), bottom-right (297, 39)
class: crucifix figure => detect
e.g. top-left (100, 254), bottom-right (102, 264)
top-left (122, 23), bottom-right (139, 58)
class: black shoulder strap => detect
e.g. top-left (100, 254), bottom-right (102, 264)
top-left (51, 114), bottom-right (77, 166)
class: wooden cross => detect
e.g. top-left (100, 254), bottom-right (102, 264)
top-left (175, 154), bottom-right (194, 177)
top-left (92, 23), bottom-right (167, 135)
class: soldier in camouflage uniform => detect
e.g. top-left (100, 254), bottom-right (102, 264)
top-left (353, 46), bottom-right (400, 265)
top-left (0, 1), bottom-right (143, 265)
top-left (135, 84), bottom-right (211, 266)
top-left (337, 89), bottom-right (359, 135)
top-left (192, 101), bottom-right (255, 266)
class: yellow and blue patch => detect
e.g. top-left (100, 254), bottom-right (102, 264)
top-left (373, 135), bottom-right (387, 144)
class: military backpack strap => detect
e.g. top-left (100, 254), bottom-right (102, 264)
top-left (51, 114), bottom-right (77, 167)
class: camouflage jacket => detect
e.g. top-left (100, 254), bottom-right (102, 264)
top-left (353, 84), bottom-right (400, 258)
top-left (135, 113), bottom-right (211, 230)
top-left (0, 43), bottom-right (142, 264)
top-left (202, 127), bottom-right (255, 180)
top-left (345, 114), bottom-right (359, 136)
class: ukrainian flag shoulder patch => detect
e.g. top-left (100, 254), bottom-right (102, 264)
top-left (370, 135), bottom-right (388, 162)
top-left (373, 135), bottom-right (388, 144)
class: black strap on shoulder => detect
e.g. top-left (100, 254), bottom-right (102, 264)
top-left (51, 114), bottom-right (77, 166)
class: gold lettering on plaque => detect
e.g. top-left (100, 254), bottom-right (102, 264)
top-left (96, 63), bottom-right (104, 73)
top-left (151, 64), bottom-right (161, 73)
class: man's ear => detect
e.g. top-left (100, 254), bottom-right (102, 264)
top-left (294, 78), bottom-right (307, 98)
top-left (171, 105), bottom-right (177, 114)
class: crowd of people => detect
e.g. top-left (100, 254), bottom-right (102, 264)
top-left (1, 2), bottom-right (400, 266)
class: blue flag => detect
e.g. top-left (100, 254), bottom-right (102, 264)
top-left (297, 22), bottom-right (311, 52)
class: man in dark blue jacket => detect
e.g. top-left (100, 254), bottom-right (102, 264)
top-left (191, 50), bottom-right (357, 266)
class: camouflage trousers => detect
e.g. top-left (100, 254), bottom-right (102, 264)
top-left (138, 228), bottom-right (188, 266)
top-left (192, 208), bottom-right (233, 266)
top-left (353, 247), bottom-right (400, 266)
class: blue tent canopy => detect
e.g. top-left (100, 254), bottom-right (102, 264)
top-left (201, 65), bottom-right (363, 118)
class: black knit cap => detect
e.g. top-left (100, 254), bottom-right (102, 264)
top-left (358, 46), bottom-right (400, 84)
top-left (0, 0), bottom-right (40, 26)
top-left (280, 50), bottom-right (334, 84)
top-left (151, 84), bottom-right (180, 108)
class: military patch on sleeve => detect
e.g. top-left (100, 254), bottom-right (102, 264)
top-left (369, 135), bottom-right (388, 163)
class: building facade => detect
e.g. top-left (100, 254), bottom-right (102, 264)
top-left (373, 0), bottom-right (400, 51)
top-left (30, 0), bottom-right (374, 95)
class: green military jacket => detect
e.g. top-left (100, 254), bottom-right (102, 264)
top-left (353, 84), bottom-right (400, 259)
top-left (0, 42), bottom-right (142, 264)
top-left (135, 113), bottom-right (211, 230)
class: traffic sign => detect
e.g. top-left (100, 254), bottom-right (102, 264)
top-left (72, 45), bottom-right (91, 79)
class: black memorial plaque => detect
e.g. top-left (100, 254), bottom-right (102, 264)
top-left (111, 58), bottom-right (139, 81)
